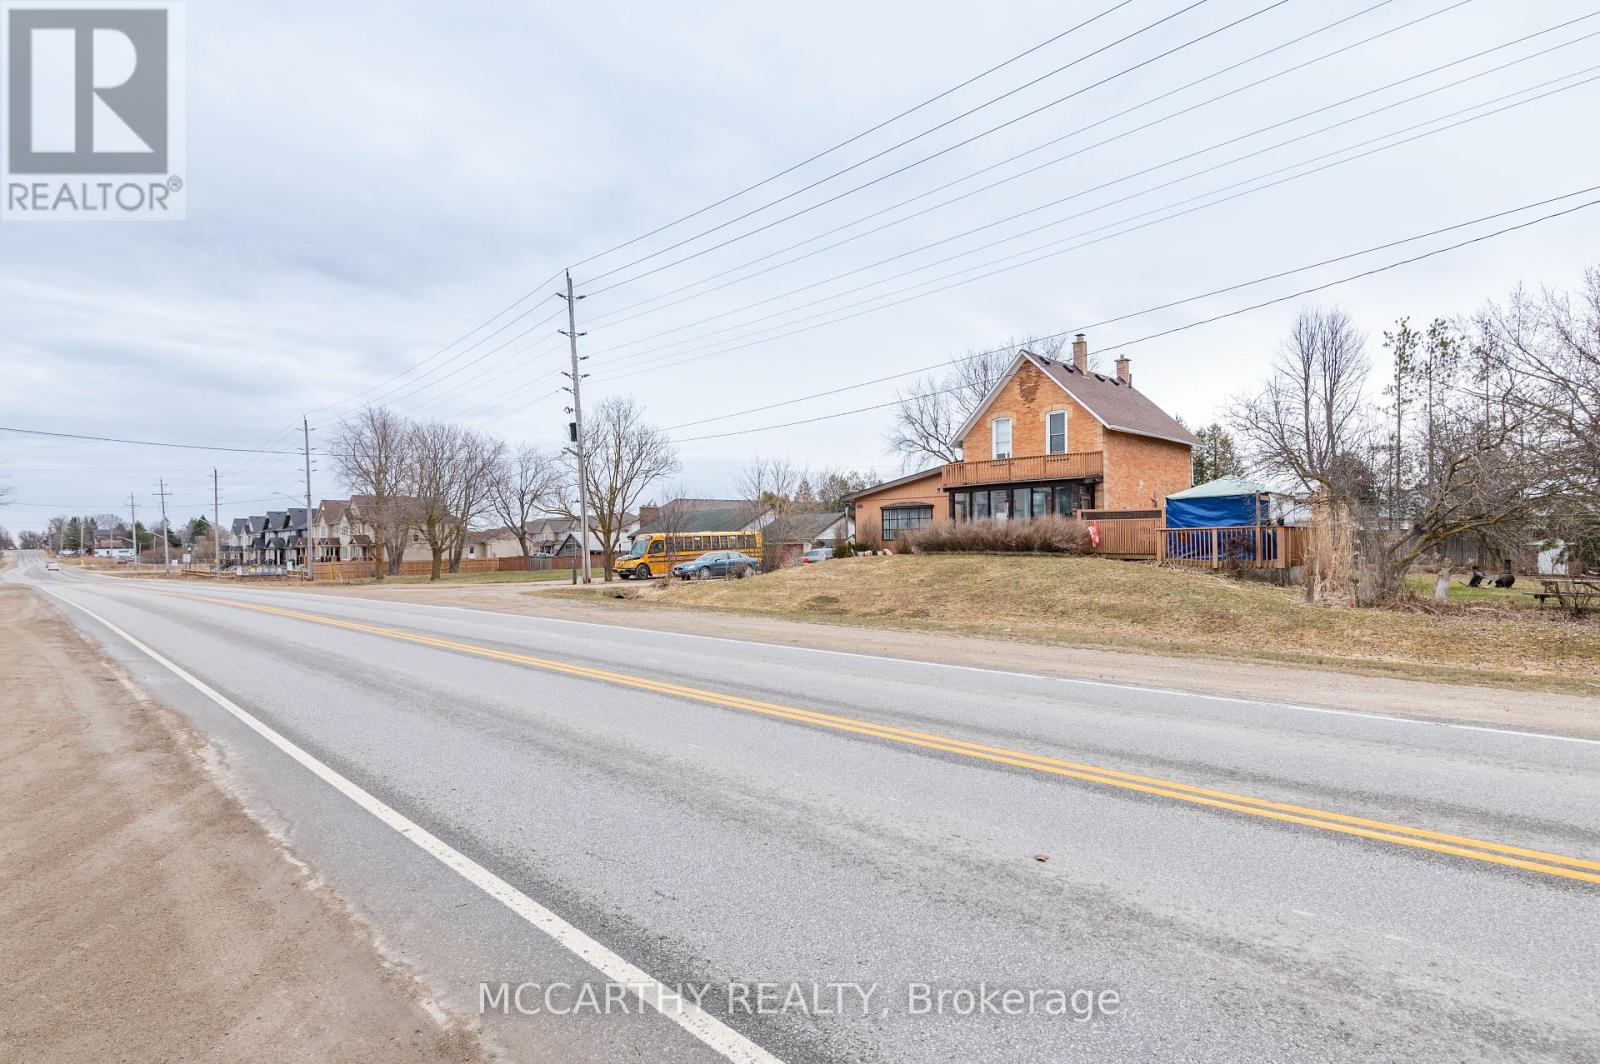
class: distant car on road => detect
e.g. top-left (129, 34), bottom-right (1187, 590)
top-left (671, 550), bottom-right (760, 581)
top-left (45, 561), bottom-right (60, 572)
top-left (801, 547), bottom-right (835, 564)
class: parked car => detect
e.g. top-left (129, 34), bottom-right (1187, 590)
top-left (45, 561), bottom-right (60, 572)
top-left (801, 547), bottom-right (835, 564)
top-left (671, 550), bottom-right (760, 581)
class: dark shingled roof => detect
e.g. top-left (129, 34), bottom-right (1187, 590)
top-left (635, 506), bottom-right (759, 536)
top-left (1026, 353), bottom-right (1199, 446)
top-left (770, 511), bottom-right (846, 542)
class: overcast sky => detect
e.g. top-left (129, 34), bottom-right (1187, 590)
top-left (4, 0), bottom-right (1600, 528)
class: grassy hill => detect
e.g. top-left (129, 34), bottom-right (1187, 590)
top-left (634, 554), bottom-right (1600, 693)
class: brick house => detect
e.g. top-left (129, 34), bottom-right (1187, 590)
top-left (846, 335), bottom-right (1196, 543)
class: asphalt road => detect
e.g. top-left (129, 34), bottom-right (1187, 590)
top-left (9, 551), bottom-right (1599, 1063)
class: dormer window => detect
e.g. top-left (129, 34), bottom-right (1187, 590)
top-left (991, 417), bottom-right (1013, 460)
top-left (1046, 410), bottom-right (1068, 455)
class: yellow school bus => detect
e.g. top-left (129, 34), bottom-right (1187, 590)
top-left (615, 530), bottom-right (763, 579)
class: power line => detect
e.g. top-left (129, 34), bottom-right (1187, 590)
top-left (580, 0), bottom-right (1450, 330)
top-left (582, 15), bottom-right (1600, 363)
top-left (303, 270), bottom-right (565, 420)
top-left (393, 44), bottom-right (1593, 434)
top-left (298, 4), bottom-right (1148, 420)
top-left (580, 41), bottom-right (1600, 374)
top-left (660, 88), bottom-right (1600, 431)
top-left (566, 0), bottom-right (1140, 271)
top-left (667, 189), bottom-right (1600, 443)
top-left (580, 0), bottom-right (1290, 293)
top-left (314, 297), bottom-right (565, 423)
top-left (0, 425), bottom-right (305, 455)
top-left (391, 333), bottom-right (567, 421)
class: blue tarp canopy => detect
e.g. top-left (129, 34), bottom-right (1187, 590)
top-left (1164, 475), bottom-right (1275, 529)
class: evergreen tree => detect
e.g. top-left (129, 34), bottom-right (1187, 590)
top-left (1191, 423), bottom-right (1243, 484)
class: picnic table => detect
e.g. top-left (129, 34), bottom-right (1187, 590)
top-left (1535, 577), bottom-right (1600, 611)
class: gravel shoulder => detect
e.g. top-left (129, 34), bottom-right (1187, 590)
top-left (272, 577), bottom-right (1600, 738)
top-left (0, 581), bottom-right (489, 1064)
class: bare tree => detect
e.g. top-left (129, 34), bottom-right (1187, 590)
top-left (333, 406), bottom-right (413, 581)
top-left (888, 337), bottom-right (1063, 469)
top-left (1233, 308), bottom-right (1373, 496)
top-left (1232, 308), bottom-right (1373, 602)
top-left (405, 420), bottom-right (471, 581)
top-left (556, 396), bottom-right (679, 581)
top-left (447, 430), bottom-right (506, 573)
top-left (736, 456), bottom-right (801, 570)
top-left (1236, 306), bottom-right (1562, 605)
top-left (489, 443), bottom-right (560, 559)
top-left (1479, 269), bottom-right (1600, 564)
top-left (888, 379), bottom-right (963, 467)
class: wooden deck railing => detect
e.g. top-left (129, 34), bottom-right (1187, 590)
top-left (941, 450), bottom-right (1103, 488)
top-left (1155, 525), bottom-right (1306, 569)
top-left (1082, 511), bottom-right (1159, 557)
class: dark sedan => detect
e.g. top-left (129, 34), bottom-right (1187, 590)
top-left (671, 551), bottom-right (761, 581)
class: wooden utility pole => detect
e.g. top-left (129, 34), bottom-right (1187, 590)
top-left (154, 479), bottom-right (172, 572)
top-left (303, 418), bottom-right (316, 583)
top-left (128, 493), bottom-right (138, 569)
top-left (212, 468), bottom-right (221, 569)
top-left (560, 270), bottom-right (592, 584)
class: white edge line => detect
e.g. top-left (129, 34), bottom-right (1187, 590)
top-left (36, 586), bottom-right (784, 1064)
top-left (53, 566), bottom-right (1600, 747)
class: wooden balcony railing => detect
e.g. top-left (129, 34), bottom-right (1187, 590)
top-left (941, 450), bottom-right (1103, 488)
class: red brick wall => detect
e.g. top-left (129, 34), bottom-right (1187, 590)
top-left (1101, 430), bottom-right (1193, 510)
top-left (958, 361), bottom-right (1104, 460)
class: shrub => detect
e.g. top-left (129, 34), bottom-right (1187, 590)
top-left (901, 516), bottom-right (1092, 554)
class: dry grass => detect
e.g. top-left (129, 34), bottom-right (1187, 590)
top-left (631, 554), bottom-right (1600, 693)
top-left (902, 515), bottom-right (1090, 554)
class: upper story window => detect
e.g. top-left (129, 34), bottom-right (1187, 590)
top-left (991, 417), bottom-right (1013, 460)
top-left (1046, 410), bottom-right (1068, 455)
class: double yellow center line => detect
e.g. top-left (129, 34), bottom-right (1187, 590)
top-left (185, 592), bottom-right (1600, 886)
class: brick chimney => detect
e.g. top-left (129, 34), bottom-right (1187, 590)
top-left (1071, 333), bottom-right (1088, 373)
top-left (639, 502), bottom-right (660, 527)
top-left (1115, 356), bottom-right (1132, 386)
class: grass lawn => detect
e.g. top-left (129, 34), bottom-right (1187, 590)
top-left (607, 554), bottom-right (1600, 694)
top-left (1402, 572), bottom-right (1542, 608)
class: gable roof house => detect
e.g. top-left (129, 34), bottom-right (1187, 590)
top-left (846, 335), bottom-right (1197, 544)
top-left (633, 499), bottom-right (771, 537)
